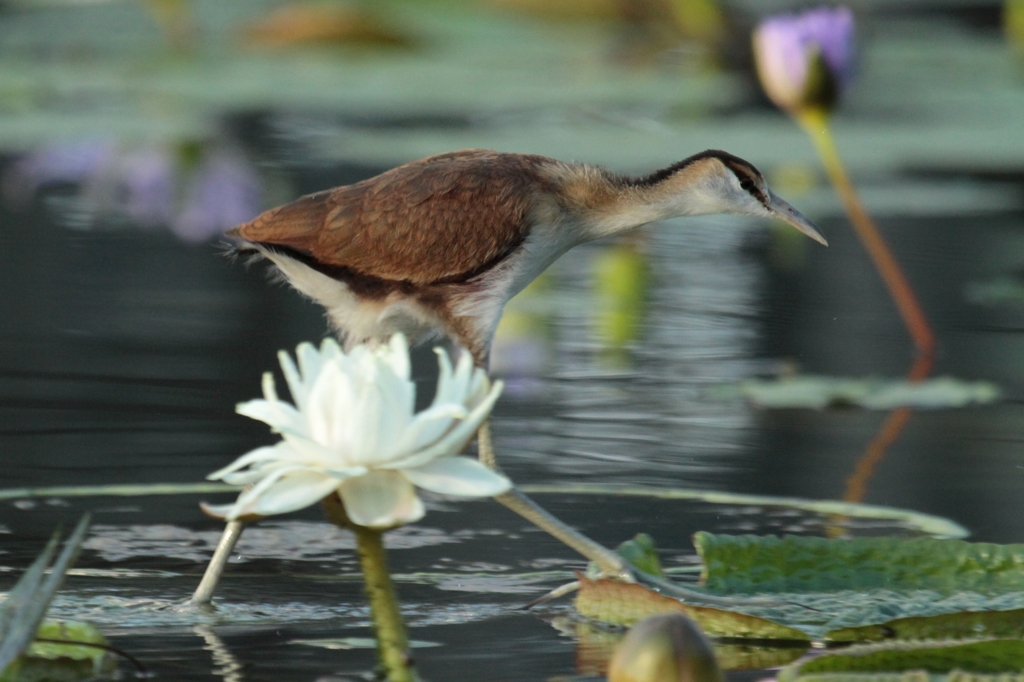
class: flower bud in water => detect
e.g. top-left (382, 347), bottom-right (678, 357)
top-left (607, 613), bottom-right (723, 682)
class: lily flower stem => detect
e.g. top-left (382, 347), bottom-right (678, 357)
top-left (190, 520), bottom-right (246, 605)
top-left (797, 110), bottom-right (936, 372)
top-left (352, 523), bottom-right (415, 682)
top-left (798, 111), bottom-right (936, 507)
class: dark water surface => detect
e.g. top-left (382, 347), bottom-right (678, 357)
top-left (3, 2), bottom-right (1024, 680)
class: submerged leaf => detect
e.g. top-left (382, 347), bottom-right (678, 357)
top-left (735, 376), bottom-right (1000, 410)
top-left (574, 574), bottom-right (809, 640)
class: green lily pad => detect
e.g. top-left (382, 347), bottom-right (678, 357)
top-left (576, 534), bottom-right (1024, 644)
top-left (733, 376), bottom-right (1000, 410)
top-left (829, 608), bottom-right (1024, 643)
top-left (694, 533), bottom-right (1024, 595)
top-left (0, 516), bottom-right (92, 676)
top-left (1, 620), bottom-right (115, 682)
top-left (575, 575), bottom-right (809, 640)
top-left (613, 534), bottom-right (664, 579)
top-left (779, 639), bottom-right (1024, 682)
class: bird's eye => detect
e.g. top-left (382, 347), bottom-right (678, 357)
top-left (739, 178), bottom-right (755, 192)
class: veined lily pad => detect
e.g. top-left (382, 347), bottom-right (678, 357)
top-left (574, 575), bottom-right (808, 640)
top-left (694, 533), bottom-right (1024, 595)
top-left (575, 534), bottom-right (1024, 644)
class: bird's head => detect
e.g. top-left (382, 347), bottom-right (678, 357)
top-left (642, 150), bottom-right (828, 246)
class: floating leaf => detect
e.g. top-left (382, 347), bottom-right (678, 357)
top-left (614, 534), bottom-right (664, 579)
top-left (1, 620), bottom-right (115, 682)
top-left (780, 639), bottom-right (1024, 682)
top-left (0, 516), bottom-right (90, 673)
top-left (964, 275), bottom-right (1024, 308)
top-left (695, 533), bottom-right (1024, 595)
top-left (734, 376), bottom-right (1000, 410)
top-left (577, 534), bottom-right (1024, 643)
top-left (290, 638), bottom-right (441, 650)
top-left (574, 574), bottom-right (809, 640)
top-left (829, 608), bottom-right (1024, 643)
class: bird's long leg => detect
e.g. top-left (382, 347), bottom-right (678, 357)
top-left (478, 422), bottom-right (794, 607)
top-left (189, 520), bottom-right (246, 605)
top-left (477, 421), bottom-right (634, 582)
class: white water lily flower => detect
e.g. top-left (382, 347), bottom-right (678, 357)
top-left (206, 334), bottom-right (511, 529)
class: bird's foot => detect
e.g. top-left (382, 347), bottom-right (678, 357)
top-left (588, 558), bottom-right (791, 609)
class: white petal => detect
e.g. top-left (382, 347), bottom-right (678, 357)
top-left (198, 502), bottom-right (233, 520)
top-left (277, 430), bottom-right (332, 461)
top-left (306, 362), bottom-right (356, 450)
top-left (261, 372), bottom-right (279, 402)
top-left (320, 337), bottom-right (344, 363)
top-left (403, 457), bottom-right (512, 497)
top-left (220, 464), bottom-right (280, 486)
top-left (347, 378), bottom-right (384, 464)
top-left (278, 349), bottom-right (305, 409)
top-left (466, 367), bottom-right (491, 408)
top-left (206, 444), bottom-right (291, 481)
top-left (380, 379), bottom-right (503, 470)
top-left (339, 471), bottom-right (425, 529)
top-left (295, 341), bottom-right (326, 405)
top-left (223, 464), bottom-right (307, 518)
top-left (247, 470), bottom-right (343, 517)
top-left (382, 333), bottom-right (411, 380)
top-left (371, 363), bottom-right (416, 458)
top-left (386, 403), bottom-right (467, 458)
top-left (236, 398), bottom-right (305, 436)
top-left (447, 350), bottom-right (476, 407)
top-left (430, 348), bottom-right (455, 409)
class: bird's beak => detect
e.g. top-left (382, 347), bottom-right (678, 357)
top-left (766, 191), bottom-right (828, 246)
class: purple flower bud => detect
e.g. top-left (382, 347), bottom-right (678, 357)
top-left (753, 6), bottom-right (855, 114)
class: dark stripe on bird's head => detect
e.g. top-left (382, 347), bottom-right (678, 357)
top-left (720, 158), bottom-right (770, 208)
top-left (626, 149), bottom-right (765, 200)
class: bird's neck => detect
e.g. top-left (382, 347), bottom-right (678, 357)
top-left (568, 163), bottom-right (727, 242)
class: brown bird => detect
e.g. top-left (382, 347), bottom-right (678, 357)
top-left (226, 148), bottom-right (825, 587)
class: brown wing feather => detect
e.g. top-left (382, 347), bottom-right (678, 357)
top-left (230, 150), bottom-right (552, 284)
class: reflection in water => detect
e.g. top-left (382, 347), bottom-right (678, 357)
top-left (490, 274), bottom-right (554, 395)
top-left (591, 233), bottom-right (650, 368)
top-left (508, 218), bottom-right (762, 485)
top-left (196, 624), bottom-right (244, 682)
top-left (3, 139), bottom-right (263, 243)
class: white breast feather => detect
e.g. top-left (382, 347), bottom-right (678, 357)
top-left (255, 246), bottom-right (442, 348)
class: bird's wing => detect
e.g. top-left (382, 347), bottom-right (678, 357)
top-left (229, 150), bottom-right (551, 284)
